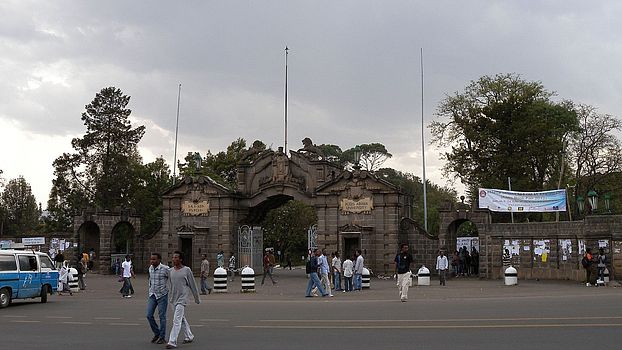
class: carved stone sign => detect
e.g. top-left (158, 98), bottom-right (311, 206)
top-left (340, 197), bottom-right (374, 214)
top-left (182, 201), bottom-right (210, 216)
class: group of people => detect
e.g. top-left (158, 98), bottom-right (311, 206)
top-left (451, 246), bottom-right (479, 277)
top-left (305, 248), bottom-right (365, 297)
top-left (582, 247), bottom-right (608, 286)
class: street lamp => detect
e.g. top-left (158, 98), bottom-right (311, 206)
top-left (604, 193), bottom-right (612, 213)
top-left (587, 190), bottom-right (598, 212)
top-left (577, 195), bottom-right (585, 213)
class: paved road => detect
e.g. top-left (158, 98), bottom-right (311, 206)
top-left (1, 268), bottom-right (621, 349)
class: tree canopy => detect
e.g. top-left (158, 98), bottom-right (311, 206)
top-left (261, 200), bottom-right (317, 258)
top-left (342, 143), bottom-right (392, 171)
top-left (430, 73), bottom-right (579, 193)
top-left (1, 176), bottom-right (40, 235)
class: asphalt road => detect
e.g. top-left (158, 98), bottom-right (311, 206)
top-left (1, 268), bottom-right (621, 350)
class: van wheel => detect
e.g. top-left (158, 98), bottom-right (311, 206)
top-left (40, 286), bottom-right (48, 303)
top-left (0, 288), bottom-right (10, 308)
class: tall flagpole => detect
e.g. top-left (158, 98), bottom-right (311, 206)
top-left (421, 48), bottom-right (428, 232)
top-left (284, 46), bottom-right (289, 154)
top-left (173, 83), bottom-right (181, 184)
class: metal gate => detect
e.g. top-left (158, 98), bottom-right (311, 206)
top-left (307, 224), bottom-right (318, 254)
top-left (238, 225), bottom-right (263, 272)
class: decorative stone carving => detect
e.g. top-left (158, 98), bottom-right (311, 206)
top-left (241, 140), bottom-right (265, 162)
top-left (272, 148), bottom-right (290, 183)
top-left (297, 137), bottom-right (324, 160)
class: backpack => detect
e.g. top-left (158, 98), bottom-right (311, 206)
top-left (581, 256), bottom-right (589, 268)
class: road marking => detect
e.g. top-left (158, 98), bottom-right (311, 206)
top-left (12, 320), bottom-right (40, 323)
top-left (199, 319), bottom-right (230, 322)
top-left (62, 321), bottom-right (92, 325)
top-left (46, 316), bottom-right (72, 319)
top-left (108, 323), bottom-right (141, 326)
top-left (94, 317), bottom-right (122, 320)
top-left (3, 315), bottom-right (27, 318)
top-left (259, 316), bottom-right (622, 323)
top-left (236, 323), bottom-right (622, 329)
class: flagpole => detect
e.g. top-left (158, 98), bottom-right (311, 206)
top-left (173, 83), bottom-right (181, 184)
top-left (421, 48), bottom-right (428, 232)
top-left (284, 46), bottom-right (289, 154)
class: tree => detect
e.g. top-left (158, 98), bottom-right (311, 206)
top-left (430, 73), bottom-right (579, 193)
top-left (376, 168), bottom-right (457, 235)
top-left (342, 143), bottom-right (392, 171)
top-left (130, 157), bottom-right (173, 235)
top-left (262, 200), bottom-right (317, 258)
top-left (317, 144), bottom-right (344, 164)
top-left (569, 104), bottom-right (622, 199)
top-left (50, 87), bottom-right (145, 214)
top-left (1, 176), bottom-right (40, 235)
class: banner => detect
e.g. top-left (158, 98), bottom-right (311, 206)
top-left (478, 188), bottom-right (566, 212)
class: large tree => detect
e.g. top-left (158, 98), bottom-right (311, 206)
top-left (129, 157), bottom-right (173, 235)
top-left (342, 143), bottom-right (392, 171)
top-left (568, 103), bottom-right (622, 199)
top-left (1, 176), bottom-right (40, 235)
top-left (48, 87), bottom-right (145, 229)
top-left (430, 73), bottom-right (579, 193)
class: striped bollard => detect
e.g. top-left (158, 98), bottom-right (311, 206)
top-left (417, 266), bottom-right (430, 286)
top-left (68, 267), bottom-right (79, 292)
top-left (362, 267), bottom-right (371, 289)
top-left (240, 266), bottom-right (255, 293)
top-left (213, 267), bottom-right (228, 293)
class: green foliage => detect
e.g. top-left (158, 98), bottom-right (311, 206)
top-left (375, 168), bottom-right (457, 235)
top-left (317, 144), bottom-right (344, 164)
top-left (262, 200), bottom-right (317, 258)
top-left (431, 73), bottom-right (579, 192)
top-left (179, 138), bottom-right (266, 188)
top-left (47, 87), bottom-right (145, 231)
top-left (342, 143), bottom-right (392, 171)
top-left (129, 157), bottom-right (173, 235)
top-left (1, 176), bottom-right (40, 235)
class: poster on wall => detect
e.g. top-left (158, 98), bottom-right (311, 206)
top-left (598, 240), bottom-right (609, 249)
top-left (578, 240), bottom-right (586, 255)
top-left (503, 239), bottom-right (520, 256)
top-left (533, 239), bottom-right (551, 262)
top-left (559, 239), bottom-right (572, 261)
top-left (478, 188), bottom-right (566, 212)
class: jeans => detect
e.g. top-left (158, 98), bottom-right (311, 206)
top-left (320, 273), bottom-right (332, 295)
top-left (228, 268), bottom-right (235, 281)
top-left (147, 294), bottom-right (168, 339)
top-left (354, 273), bottom-right (362, 290)
top-left (120, 277), bottom-right (133, 296)
top-left (261, 267), bottom-right (276, 285)
top-left (200, 277), bottom-right (212, 294)
top-left (439, 269), bottom-right (447, 286)
top-left (333, 272), bottom-right (341, 290)
top-left (168, 304), bottom-right (194, 347)
top-left (344, 276), bottom-right (353, 292)
top-left (305, 272), bottom-right (326, 296)
top-left (77, 274), bottom-right (86, 290)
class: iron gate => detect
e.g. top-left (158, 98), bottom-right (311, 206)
top-left (238, 225), bottom-right (263, 272)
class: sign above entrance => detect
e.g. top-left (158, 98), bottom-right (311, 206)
top-left (340, 197), bottom-right (373, 214)
top-left (478, 188), bottom-right (566, 212)
top-left (182, 200), bottom-right (210, 216)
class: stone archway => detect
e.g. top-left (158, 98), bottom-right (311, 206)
top-left (111, 221), bottom-right (136, 255)
top-left (78, 221), bottom-right (100, 270)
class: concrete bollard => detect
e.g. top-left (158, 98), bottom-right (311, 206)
top-left (213, 267), bottom-right (228, 293)
top-left (362, 268), bottom-right (371, 289)
top-left (68, 267), bottom-right (79, 292)
top-left (240, 266), bottom-right (255, 293)
top-left (417, 266), bottom-right (430, 286)
top-left (504, 266), bottom-right (518, 286)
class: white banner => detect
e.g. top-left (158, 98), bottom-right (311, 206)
top-left (22, 237), bottom-right (45, 245)
top-left (478, 188), bottom-right (566, 212)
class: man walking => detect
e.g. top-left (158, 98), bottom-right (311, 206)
top-left (436, 250), bottom-right (449, 286)
top-left (582, 248), bottom-right (594, 286)
top-left (147, 253), bottom-right (169, 344)
top-left (395, 244), bottom-right (413, 302)
top-left (228, 252), bottom-right (236, 282)
top-left (167, 251), bottom-right (200, 349)
top-left (200, 254), bottom-right (212, 295)
top-left (354, 249), bottom-right (364, 291)
top-left (261, 250), bottom-right (276, 285)
top-left (305, 249), bottom-right (328, 297)
top-left (120, 255), bottom-right (134, 298)
top-left (317, 249), bottom-right (333, 296)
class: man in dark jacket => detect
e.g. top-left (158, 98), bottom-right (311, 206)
top-left (305, 249), bottom-right (327, 297)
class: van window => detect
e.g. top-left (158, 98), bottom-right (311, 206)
top-left (18, 255), bottom-right (38, 271)
top-left (0, 255), bottom-right (17, 271)
top-left (39, 255), bottom-right (54, 269)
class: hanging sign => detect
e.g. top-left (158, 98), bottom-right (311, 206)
top-left (478, 188), bottom-right (566, 212)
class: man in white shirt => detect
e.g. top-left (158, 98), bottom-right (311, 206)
top-left (332, 252), bottom-right (342, 291)
top-left (120, 255), bottom-right (134, 298)
top-left (436, 250), bottom-right (449, 286)
top-left (342, 256), bottom-right (354, 292)
top-left (354, 249), bottom-right (364, 291)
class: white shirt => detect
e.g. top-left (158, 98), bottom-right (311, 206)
top-left (332, 257), bottom-right (342, 272)
top-left (436, 255), bottom-right (449, 270)
top-left (122, 260), bottom-right (132, 277)
top-left (342, 259), bottom-right (354, 277)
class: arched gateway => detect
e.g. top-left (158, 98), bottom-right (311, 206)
top-left (144, 144), bottom-right (418, 274)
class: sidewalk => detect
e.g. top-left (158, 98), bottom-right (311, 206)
top-left (78, 267), bottom-right (621, 302)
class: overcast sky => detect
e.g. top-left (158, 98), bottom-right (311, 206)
top-left (1, 1), bottom-right (621, 206)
